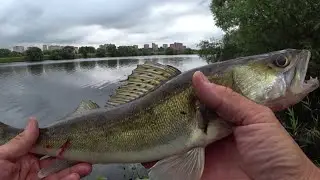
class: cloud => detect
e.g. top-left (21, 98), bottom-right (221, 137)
top-left (0, 0), bottom-right (223, 49)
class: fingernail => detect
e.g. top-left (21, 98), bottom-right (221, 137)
top-left (26, 118), bottom-right (38, 130)
top-left (195, 71), bottom-right (210, 83)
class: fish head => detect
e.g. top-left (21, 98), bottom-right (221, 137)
top-left (211, 49), bottom-right (319, 111)
top-left (260, 49), bottom-right (319, 111)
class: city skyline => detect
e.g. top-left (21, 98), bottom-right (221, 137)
top-left (10, 42), bottom-right (190, 53)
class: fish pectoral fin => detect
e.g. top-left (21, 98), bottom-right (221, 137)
top-left (148, 147), bottom-right (205, 180)
top-left (38, 158), bottom-right (79, 179)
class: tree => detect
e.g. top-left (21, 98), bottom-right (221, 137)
top-left (105, 44), bottom-right (118, 57)
top-left (49, 49), bottom-right (63, 60)
top-left (206, 0), bottom-right (320, 61)
top-left (183, 48), bottom-right (195, 55)
top-left (78, 47), bottom-right (88, 58)
top-left (0, 49), bottom-right (11, 58)
top-left (79, 46), bottom-right (96, 58)
top-left (165, 48), bottom-right (177, 55)
top-left (198, 0), bottom-right (320, 166)
top-left (96, 47), bottom-right (107, 57)
top-left (10, 51), bottom-right (23, 57)
top-left (25, 47), bottom-right (43, 61)
top-left (60, 46), bottom-right (76, 59)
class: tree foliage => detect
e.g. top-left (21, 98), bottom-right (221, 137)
top-left (60, 46), bottom-right (76, 59)
top-left (25, 47), bottom-right (43, 61)
top-left (49, 49), bottom-right (63, 60)
top-left (79, 46), bottom-right (96, 58)
top-left (96, 47), bottom-right (107, 57)
top-left (201, 0), bottom-right (320, 62)
top-left (199, 0), bottom-right (320, 165)
top-left (0, 49), bottom-right (23, 58)
top-left (0, 49), bottom-right (12, 58)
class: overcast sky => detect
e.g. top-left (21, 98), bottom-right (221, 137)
top-left (0, 0), bottom-right (224, 49)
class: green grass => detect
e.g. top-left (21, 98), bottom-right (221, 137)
top-left (276, 88), bottom-right (320, 167)
top-left (0, 56), bottom-right (25, 63)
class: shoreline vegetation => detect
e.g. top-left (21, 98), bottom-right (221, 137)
top-left (197, 0), bottom-right (320, 166)
top-left (0, 45), bottom-right (198, 64)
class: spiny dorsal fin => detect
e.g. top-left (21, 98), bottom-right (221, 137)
top-left (105, 61), bottom-right (181, 108)
top-left (46, 100), bottom-right (100, 127)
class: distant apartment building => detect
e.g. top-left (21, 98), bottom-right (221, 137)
top-left (170, 42), bottom-right (186, 51)
top-left (162, 44), bottom-right (168, 49)
top-left (133, 45), bottom-right (139, 49)
top-left (152, 43), bottom-right (158, 51)
top-left (144, 44), bottom-right (150, 49)
top-left (12, 46), bottom-right (25, 53)
top-left (43, 45), bottom-right (48, 51)
top-left (48, 45), bottom-right (63, 51)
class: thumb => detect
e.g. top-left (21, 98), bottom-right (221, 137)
top-left (192, 71), bottom-right (277, 125)
top-left (0, 118), bottom-right (39, 161)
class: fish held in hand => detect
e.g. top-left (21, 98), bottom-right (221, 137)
top-left (0, 49), bottom-right (318, 180)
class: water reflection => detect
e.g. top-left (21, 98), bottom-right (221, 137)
top-left (0, 66), bottom-right (14, 78)
top-left (80, 61), bottom-right (97, 70)
top-left (119, 59), bottom-right (139, 67)
top-left (162, 57), bottom-right (184, 67)
top-left (0, 56), bottom-right (204, 79)
top-left (107, 60), bottom-right (117, 68)
top-left (27, 64), bottom-right (44, 76)
top-left (63, 62), bottom-right (76, 73)
top-left (45, 63), bottom-right (66, 72)
top-left (12, 66), bottom-right (28, 76)
top-left (97, 60), bottom-right (109, 68)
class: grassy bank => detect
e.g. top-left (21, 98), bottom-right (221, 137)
top-left (0, 56), bottom-right (25, 63)
top-left (0, 55), bottom-right (64, 64)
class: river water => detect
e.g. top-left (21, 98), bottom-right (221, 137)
top-left (0, 55), bottom-right (207, 180)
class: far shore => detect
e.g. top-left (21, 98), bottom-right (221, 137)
top-left (0, 54), bottom-right (200, 66)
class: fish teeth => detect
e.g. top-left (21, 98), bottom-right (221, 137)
top-left (307, 76), bottom-right (318, 83)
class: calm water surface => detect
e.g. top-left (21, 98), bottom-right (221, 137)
top-left (0, 55), bottom-right (207, 180)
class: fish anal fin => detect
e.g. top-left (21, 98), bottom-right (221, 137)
top-left (105, 61), bottom-right (181, 108)
top-left (38, 159), bottom-right (78, 179)
top-left (148, 147), bottom-right (205, 180)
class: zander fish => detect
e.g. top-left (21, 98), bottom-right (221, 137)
top-left (0, 49), bottom-right (318, 180)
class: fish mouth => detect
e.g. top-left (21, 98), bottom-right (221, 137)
top-left (290, 50), bottom-right (319, 95)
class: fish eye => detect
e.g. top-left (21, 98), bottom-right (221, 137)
top-left (274, 55), bottom-right (290, 67)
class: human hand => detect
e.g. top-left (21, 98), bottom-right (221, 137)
top-left (192, 71), bottom-right (320, 180)
top-left (0, 118), bottom-right (92, 180)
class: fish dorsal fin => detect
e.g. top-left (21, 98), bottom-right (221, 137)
top-left (46, 100), bottom-right (100, 127)
top-left (72, 100), bottom-right (100, 116)
top-left (105, 61), bottom-right (181, 107)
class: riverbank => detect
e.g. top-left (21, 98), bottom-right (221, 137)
top-left (0, 56), bottom-right (25, 63)
top-left (0, 55), bottom-right (53, 64)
